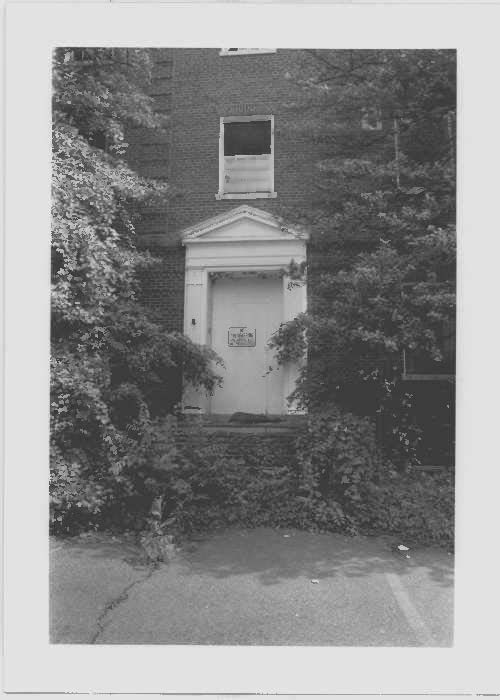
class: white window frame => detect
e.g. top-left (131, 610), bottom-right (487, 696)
top-left (219, 48), bottom-right (277, 56)
top-left (216, 115), bottom-right (277, 200)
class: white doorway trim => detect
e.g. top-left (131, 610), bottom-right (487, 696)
top-left (181, 205), bottom-right (308, 415)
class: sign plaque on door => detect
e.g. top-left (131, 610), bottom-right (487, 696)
top-left (228, 327), bottom-right (256, 347)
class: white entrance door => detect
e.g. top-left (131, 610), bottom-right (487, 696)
top-left (210, 275), bottom-right (283, 414)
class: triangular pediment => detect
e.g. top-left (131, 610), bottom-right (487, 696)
top-left (181, 205), bottom-right (308, 244)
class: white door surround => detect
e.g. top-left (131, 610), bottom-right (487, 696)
top-left (181, 205), bottom-right (308, 415)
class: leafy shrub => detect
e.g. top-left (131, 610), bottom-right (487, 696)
top-left (120, 419), bottom-right (302, 535)
top-left (292, 407), bottom-right (382, 531)
top-left (51, 408), bottom-right (453, 549)
top-left (50, 48), bottom-right (223, 535)
top-left (360, 469), bottom-right (455, 548)
top-left (50, 445), bottom-right (116, 532)
top-left (268, 52), bottom-right (456, 468)
top-left (292, 407), bottom-right (453, 545)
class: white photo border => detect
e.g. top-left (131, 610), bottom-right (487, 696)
top-left (4, 0), bottom-right (500, 694)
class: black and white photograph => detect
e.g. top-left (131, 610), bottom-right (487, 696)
top-left (4, 1), bottom-right (500, 695)
top-left (49, 46), bottom-right (455, 646)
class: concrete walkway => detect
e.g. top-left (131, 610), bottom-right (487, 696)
top-left (50, 528), bottom-right (453, 646)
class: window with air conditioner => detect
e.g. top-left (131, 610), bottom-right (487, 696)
top-left (216, 116), bottom-right (276, 200)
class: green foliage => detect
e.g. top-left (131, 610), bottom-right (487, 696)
top-left (50, 416), bottom-right (300, 534)
top-left (291, 407), bottom-right (453, 546)
top-left (50, 445), bottom-right (106, 531)
top-left (124, 419), bottom-right (301, 534)
top-left (273, 50), bottom-right (456, 465)
top-left (54, 48), bottom-right (162, 148)
top-left (50, 49), bottom-right (454, 549)
top-left (292, 407), bottom-right (380, 534)
top-left (361, 470), bottom-right (455, 548)
top-left (51, 409), bottom-right (453, 547)
top-left (50, 48), bottom-right (222, 531)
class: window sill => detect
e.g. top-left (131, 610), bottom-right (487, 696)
top-left (402, 374), bottom-right (455, 381)
top-left (216, 192), bottom-right (277, 200)
top-left (219, 49), bottom-right (277, 56)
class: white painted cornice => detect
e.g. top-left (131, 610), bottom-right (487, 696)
top-left (180, 205), bottom-right (309, 245)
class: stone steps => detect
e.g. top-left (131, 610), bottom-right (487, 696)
top-left (199, 413), bottom-right (306, 435)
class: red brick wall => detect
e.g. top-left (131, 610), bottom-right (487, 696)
top-left (127, 49), bottom-right (173, 244)
top-left (166, 48), bottom-right (316, 238)
top-left (138, 246), bottom-right (185, 332)
top-left (129, 49), bottom-right (318, 332)
top-left (128, 49), bottom-right (318, 241)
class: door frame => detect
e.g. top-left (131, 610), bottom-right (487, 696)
top-left (181, 206), bottom-right (308, 415)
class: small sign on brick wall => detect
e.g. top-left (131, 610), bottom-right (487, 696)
top-left (228, 327), bottom-right (256, 347)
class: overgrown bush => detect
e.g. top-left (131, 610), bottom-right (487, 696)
top-left (360, 469), bottom-right (455, 548)
top-left (292, 407), bottom-right (453, 546)
top-left (270, 50), bottom-right (456, 469)
top-left (291, 407), bottom-right (380, 534)
top-left (50, 48), bottom-right (222, 534)
top-left (50, 49), bottom-right (454, 550)
top-left (51, 408), bottom-right (453, 549)
top-left (50, 445), bottom-right (108, 531)
top-left (119, 418), bottom-right (302, 534)
top-left (50, 416), bottom-right (300, 535)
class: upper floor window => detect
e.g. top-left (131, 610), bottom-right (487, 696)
top-left (216, 116), bottom-right (277, 200)
top-left (219, 48), bottom-right (277, 56)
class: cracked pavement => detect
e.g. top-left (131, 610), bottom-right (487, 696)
top-left (50, 529), bottom-right (454, 646)
top-left (50, 533), bottom-right (154, 644)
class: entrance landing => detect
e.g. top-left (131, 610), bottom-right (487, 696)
top-left (200, 413), bottom-right (306, 435)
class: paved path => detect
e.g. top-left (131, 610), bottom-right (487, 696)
top-left (50, 528), bottom-right (453, 646)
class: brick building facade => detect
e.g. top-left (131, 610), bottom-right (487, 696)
top-left (129, 48), bottom-right (316, 334)
top-left (126, 49), bottom-right (454, 460)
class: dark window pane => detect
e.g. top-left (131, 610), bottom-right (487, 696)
top-left (224, 121), bottom-right (271, 156)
